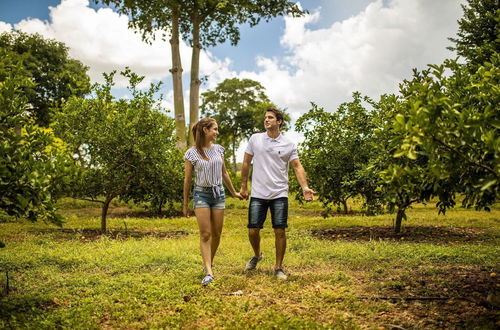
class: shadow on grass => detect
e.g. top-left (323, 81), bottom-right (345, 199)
top-left (61, 206), bottom-right (183, 219)
top-left (30, 228), bottom-right (189, 241)
top-left (0, 293), bottom-right (57, 322)
top-left (311, 226), bottom-right (498, 243)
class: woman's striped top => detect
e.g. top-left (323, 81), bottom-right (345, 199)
top-left (184, 144), bottom-right (225, 188)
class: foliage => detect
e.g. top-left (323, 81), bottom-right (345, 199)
top-left (55, 69), bottom-right (183, 231)
top-left (97, 0), bottom-right (305, 48)
top-left (96, 0), bottom-right (306, 146)
top-left (295, 94), bottom-right (381, 214)
top-left (390, 56), bottom-right (499, 212)
top-left (0, 49), bottom-right (74, 227)
top-left (201, 78), bottom-right (285, 170)
top-left (0, 31), bottom-right (91, 126)
top-left (372, 94), bottom-right (440, 233)
top-left (448, 0), bottom-right (500, 68)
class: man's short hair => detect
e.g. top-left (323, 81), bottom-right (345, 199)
top-left (265, 107), bottom-right (284, 128)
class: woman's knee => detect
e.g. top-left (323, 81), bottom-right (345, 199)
top-left (200, 231), bottom-right (211, 242)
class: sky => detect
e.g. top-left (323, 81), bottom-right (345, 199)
top-left (0, 0), bottom-right (466, 156)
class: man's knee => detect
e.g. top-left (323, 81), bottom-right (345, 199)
top-left (273, 228), bottom-right (286, 239)
top-left (248, 228), bottom-right (260, 237)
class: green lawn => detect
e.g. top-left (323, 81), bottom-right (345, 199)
top-left (1, 199), bottom-right (499, 329)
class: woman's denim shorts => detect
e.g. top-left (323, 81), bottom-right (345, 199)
top-left (193, 186), bottom-right (225, 209)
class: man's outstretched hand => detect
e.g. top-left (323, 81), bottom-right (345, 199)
top-left (303, 187), bottom-right (315, 201)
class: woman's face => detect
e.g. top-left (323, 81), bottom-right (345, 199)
top-left (204, 122), bottom-right (219, 142)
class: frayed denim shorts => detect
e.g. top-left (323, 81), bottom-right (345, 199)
top-left (248, 197), bottom-right (288, 229)
top-left (193, 186), bottom-right (225, 209)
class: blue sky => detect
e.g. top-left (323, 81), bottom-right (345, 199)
top-left (0, 0), bottom-right (384, 72)
top-left (0, 0), bottom-right (465, 155)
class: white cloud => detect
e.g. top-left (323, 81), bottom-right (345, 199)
top-left (0, 21), bottom-right (13, 33)
top-left (8, 0), bottom-right (233, 89)
top-left (239, 0), bottom-right (464, 115)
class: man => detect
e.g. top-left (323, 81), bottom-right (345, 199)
top-left (240, 108), bottom-right (314, 280)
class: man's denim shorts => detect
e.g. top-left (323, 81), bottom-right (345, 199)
top-left (248, 197), bottom-right (288, 229)
top-left (193, 186), bottom-right (225, 209)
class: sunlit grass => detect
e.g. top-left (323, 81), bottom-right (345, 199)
top-left (0, 198), bottom-right (498, 328)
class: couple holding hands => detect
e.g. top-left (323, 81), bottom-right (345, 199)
top-left (183, 108), bottom-right (315, 286)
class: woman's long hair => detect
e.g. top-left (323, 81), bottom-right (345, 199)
top-left (192, 117), bottom-right (216, 160)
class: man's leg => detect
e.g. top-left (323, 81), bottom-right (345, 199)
top-left (248, 228), bottom-right (261, 257)
top-left (246, 198), bottom-right (267, 270)
top-left (270, 198), bottom-right (288, 277)
top-left (273, 228), bottom-right (286, 270)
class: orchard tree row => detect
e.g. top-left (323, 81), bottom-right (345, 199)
top-left (0, 32), bottom-right (183, 235)
top-left (295, 0), bottom-right (499, 232)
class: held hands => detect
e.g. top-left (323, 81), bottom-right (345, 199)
top-left (233, 192), bottom-right (244, 200)
top-left (302, 187), bottom-right (316, 201)
top-left (239, 187), bottom-right (249, 200)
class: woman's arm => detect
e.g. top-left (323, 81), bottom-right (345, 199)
top-left (183, 160), bottom-right (193, 217)
top-left (222, 161), bottom-right (242, 200)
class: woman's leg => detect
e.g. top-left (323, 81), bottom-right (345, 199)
top-left (210, 209), bottom-right (224, 264)
top-left (195, 208), bottom-right (213, 275)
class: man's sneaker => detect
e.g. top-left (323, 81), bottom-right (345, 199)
top-left (201, 274), bottom-right (214, 286)
top-left (245, 252), bottom-right (263, 270)
top-left (274, 268), bottom-right (288, 280)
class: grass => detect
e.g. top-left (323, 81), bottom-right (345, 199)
top-left (0, 199), bottom-right (499, 329)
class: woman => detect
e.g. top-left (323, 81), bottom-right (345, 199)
top-left (183, 117), bottom-right (242, 286)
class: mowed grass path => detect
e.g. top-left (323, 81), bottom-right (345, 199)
top-left (0, 199), bottom-right (499, 329)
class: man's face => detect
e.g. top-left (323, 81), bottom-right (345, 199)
top-left (264, 112), bottom-right (281, 130)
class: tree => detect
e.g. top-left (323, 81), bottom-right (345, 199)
top-left (388, 57), bottom-right (499, 213)
top-left (371, 94), bottom-right (439, 233)
top-left (448, 0), bottom-right (500, 68)
top-left (201, 78), bottom-right (273, 170)
top-left (55, 69), bottom-right (183, 231)
top-left (0, 48), bottom-right (73, 228)
top-left (0, 31), bottom-right (91, 126)
top-left (96, 0), bottom-right (305, 147)
top-left (295, 94), bottom-right (381, 215)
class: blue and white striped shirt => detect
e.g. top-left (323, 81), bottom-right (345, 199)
top-left (184, 144), bottom-right (225, 188)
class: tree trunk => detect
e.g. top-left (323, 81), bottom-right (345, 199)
top-left (188, 14), bottom-right (201, 146)
top-left (101, 195), bottom-right (114, 233)
top-left (232, 142), bottom-right (237, 172)
top-left (158, 199), bottom-right (164, 216)
top-left (342, 199), bottom-right (348, 214)
top-left (170, 11), bottom-right (187, 149)
top-left (394, 207), bottom-right (405, 234)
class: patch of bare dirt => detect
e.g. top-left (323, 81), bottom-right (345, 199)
top-left (311, 226), bottom-right (497, 243)
top-left (362, 266), bottom-right (500, 329)
top-left (31, 228), bottom-right (189, 241)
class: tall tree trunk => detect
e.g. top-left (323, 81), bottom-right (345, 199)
top-left (394, 207), bottom-right (405, 234)
top-left (170, 11), bottom-right (186, 149)
top-left (232, 142), bottom-right (237, 172)
top-left (188, 14), bottom-right (201, 146)
top-left (101, 195), bottom-right (114, 233)
top-left (341, 199), bottom-right (348, 214)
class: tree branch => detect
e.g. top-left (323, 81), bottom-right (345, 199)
top-left (432, 136), bottom-right (497, 178)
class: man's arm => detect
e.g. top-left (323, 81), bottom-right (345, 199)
top-left (290, 158), bottom-right (315, 201)
top-left (239, 152), bottom-right (253, 200)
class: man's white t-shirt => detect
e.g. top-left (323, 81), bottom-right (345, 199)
top-left (245, 132), bottom-right (299, 199)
